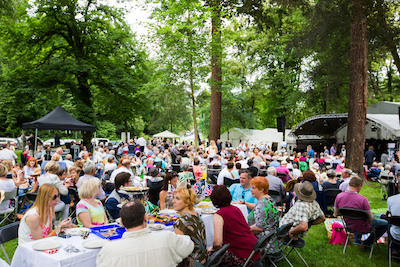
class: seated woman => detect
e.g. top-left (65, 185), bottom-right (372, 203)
top-left (23, 157), bottom-right (38, 182)
top-left (18, 184), bottom-right (72, 244)
top-left (146, 167), bottom-right (164, 206)
top-left (302, 170), bottom-right (320, 192)
top-left (210, 185), bottom-right (260, 266)
top-left (0, 163), bottom-right (16, 211)
top-left (192, 158), bottom-right (203, 182)
top-left (38, 160), bottom-right (72, 220)
top-left (178, 163), bottom-right (194, 188)
top-left (173, 187), bottom-right (208, 266)
top-left (105, 172), bottom-right (131, 219)
top-left (12, 162), bottom-right (30, 193)
top-left (322, 170), bottom-right (340, 190)
top-left (248, 177), bottom-right (281, 253)
top-left (159, 171), bottom-right (178, 210)
top-left (76, 178), bottom-right (108, 227)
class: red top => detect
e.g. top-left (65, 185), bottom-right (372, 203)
top-left (216, 205), bottom-right (260, 260)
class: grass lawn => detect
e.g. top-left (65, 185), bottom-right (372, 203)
top-left (0, 182), bottom-right (398, 266)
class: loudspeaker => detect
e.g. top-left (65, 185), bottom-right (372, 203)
top-left (277, 116), bottom-right (285, 132)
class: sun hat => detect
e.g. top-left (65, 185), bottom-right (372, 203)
top-left (32, 167), bottom-right (41, 176)
top-left (294, 181), bottom-right (316, 202)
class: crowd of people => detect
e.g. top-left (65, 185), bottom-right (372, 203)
top-left (0, 136), bottom-right (399, 266)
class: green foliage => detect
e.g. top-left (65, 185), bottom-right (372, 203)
top-left (95, 121), bottom-right (118, 140)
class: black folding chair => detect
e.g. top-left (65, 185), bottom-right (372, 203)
top-left (269, 190), bottom-right (283, 206)
top-left (264, 223), bottom-right (294, 267)
top-left (339, 207), bottom-right (379, 259)
top-left (243, 231), bottom-right (275, 267)
top-left (207, 169), bottom-right (221, 185)
top-left (325, 188), bottom-right (341, 209)
top-left (386, 215), bottom-right (400, 267)
top-left (171, 164), bottom-right (181, 172)
top-left (0, 221), bottom-right (19, 264)
top-left (281, 220), bottom-right (317, 267)
top-left (223, 177), bottom-right (240, 188)
top-left (204, 243), bottom-right (230, 267)
top-left (0, 188), bottom-right (18, 225)
top-left (277, 172), bottom-right (287, 182)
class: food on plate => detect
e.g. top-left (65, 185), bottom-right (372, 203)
top-left (120, 186), bottom-right (149, 192)
top-left (196, 203), bottom-right (212, 208)
top-left (101, 229), bottom-right (116, 237)
top-left (202, 209), bottom-right (216, 214)
top-left (147, 214), bottom-right (178, 224)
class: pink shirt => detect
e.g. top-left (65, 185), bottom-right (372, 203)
top-left (334, 191), bottom-right (371, 233)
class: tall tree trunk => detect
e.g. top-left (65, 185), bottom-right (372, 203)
top-left (187, 1), bottom-right (199, 148)
top-left (209, 0), bottom-right (222, 142)
top-left (346, 0), bottom-right (368, 176)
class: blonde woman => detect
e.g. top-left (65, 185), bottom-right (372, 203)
top-left (173, 187), bottom-right (208, 266)
top-left (38, 160), bottom-right (72, 220)
top-left (0, 163), bottom-right (16, 211)
top-left (76, 178), bottom-right (108, 227)
top-left (207, 140), bottom-right (218, 158)
top-left (18, 184), bottom-right (73, 244)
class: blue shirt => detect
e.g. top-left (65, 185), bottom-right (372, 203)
top-left (229, 184), bottom-right (258, 210)
top-left (308, 149), bottom-right (315, 158)
top-left (269, 161), bottom-right (281, 168)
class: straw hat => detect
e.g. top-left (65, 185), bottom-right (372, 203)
top-left (294, 181), bottom-right (316, 202)
top-left (32, 167), bottom-right (41, 176)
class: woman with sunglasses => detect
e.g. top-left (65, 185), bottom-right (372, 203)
top-left (18, 184), bottom-right (73, 244)
top-left (173, 187), bottom-right (208, 266)
top-left (159, 171), bottom-right (179, 210)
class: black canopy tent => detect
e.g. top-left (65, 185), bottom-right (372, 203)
top-left (22, 105), bottom-right (96, 152)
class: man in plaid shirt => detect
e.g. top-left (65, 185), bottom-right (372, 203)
top-left (279, 181), bottom-right (325, 237)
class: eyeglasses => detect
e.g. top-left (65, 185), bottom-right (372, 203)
top-left (51, 194), bottom-right (60, 200)
top-left (242, 191), bottom-right (245, 199)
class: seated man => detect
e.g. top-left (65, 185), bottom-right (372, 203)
top-left (229, 169), bottom-right (258, 211)
top-left (388, 183), bottom-right (400, 256)
top-left (265, 167), bottom-right (286, 205)
top-left (217, 161), bottom-right (236, 186)
top-left (279, 181), bottom-right (325, 237)
top-left (334, 176), bottom-right (388, 247)
top-left (97, 200), bottom-right (194, 266)
top-left (339, 168), bottom-right (354, 192)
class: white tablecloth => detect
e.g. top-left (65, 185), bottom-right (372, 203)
top-left (11, 204), bottom-right (248, 267)
top-left (11, 235), bottom-right (101, 267)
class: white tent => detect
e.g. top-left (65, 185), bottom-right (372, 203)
top-left (153, 130), bottom-right (179, 139)
top-left (220, 128), bottom-right (295, 149)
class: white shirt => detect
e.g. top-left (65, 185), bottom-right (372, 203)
top-left (0, 148), bottom-right (17, 164)
top-left (110, 166), bottom-right (134, 183)
top-left (217, 168), bottom-right (234, 185)
top-left (38, 173), bottom-right (68, 195)
top-left (0, 179), bottom-right (15, 210)
top-left (137, 137), bottom-right (146, 147)
top-left (104, 163), bottom-right (118, 171)
top-left (97, 227), bottom-right (193, 267)
top-left (339, 177), bottom-right (351, 192)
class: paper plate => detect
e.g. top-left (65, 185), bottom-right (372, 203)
top-left (159, 209), bottom-right (178, 215)
top-left (82, 239), bottom-right (109, 249)
top-left (32, 241), bottom-right (62, 251)
top-left (64, 227), bottom-right (90, 236)
top-left (202, 209), bottom-right (217, 214)
top-left (148, 224), bottom-right (165, 231)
